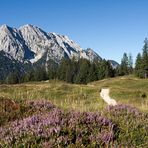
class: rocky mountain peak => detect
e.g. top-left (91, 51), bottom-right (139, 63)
top-left (0, 24), bottom-right (105, 64)
top-left (0, 24), bottom-right (10, 31)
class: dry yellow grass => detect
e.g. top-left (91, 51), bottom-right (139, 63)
top-left (0, 80), bottom-right (106, 112)
top-left (0, 76), bottom-right (148, 112)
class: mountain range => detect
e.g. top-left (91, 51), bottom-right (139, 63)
top-left (0, 24), bottom-right (119, 80)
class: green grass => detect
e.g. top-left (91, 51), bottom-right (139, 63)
top-left (91, 75), bottom-right (148, 112)
top-left (0, 80), bottom-right (106, 112)
top-left (0, 75), bottom-right (148, 112)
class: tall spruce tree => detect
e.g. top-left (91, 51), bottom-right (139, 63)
top-left (128, 53), bottom-right (133, 74)
top-left (87, 62), bottom-right (98, 83)
top-left (135, 38), bottom-right (148, 78)
top-left (135, 53), bottom-right (143, 77)
top-left (141, 38), bottom-right (148, 78)
top-left (75, 59), bottom-right (90, 84)
top-left (5, 72), bottom-right (19, 84)
top-left (105, 60), bottom-right (115, 78)
top-left (119, 53), bottom-right (129, 75)
top-left (96, 59), bottom-right (114, 79)
top-left (58, 58), bottom-right (69, 81)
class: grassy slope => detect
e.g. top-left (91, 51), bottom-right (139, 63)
top-left (0, 80), bottom-right (106, 112)
top-left (0, 75), bottom-right (148, 112)
top-left (91, 75), bottom-right (148, 112)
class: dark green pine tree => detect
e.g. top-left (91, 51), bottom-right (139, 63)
top-left (65, 60), bottom-right (73, 83)
top-left (87, 62), bottom-right (98, 83)
top-left (119, 53), bottom-right (129, 75)
top-left (57, 58), bottom-right (69, 81)
top-left (128, 53), bottom-right (133, 74)
top-left (141, 38), bottom-right (148, 78)
top-left (135, 53), bottom-right (143, 77)
top-left (96, 59), bottom-right (106, 80)
top-left (33, 67), bottom-right (48, 81)
top-left (57, 58), bottom-right (78, 83)
top-left (5, 72), bottom-right (19, 84)
top-left (48, 66), bottom-right (57, 80)
top-left (23, 73), bottom-right (31, 82)
top-left (105, 60), bottom-right (115, 78)
top-left (96, 59), bottom-right (114, 80)
top-left (75, 59), bottom-right (90, 84)
top-left (67, 58), bottom-right (78, 83)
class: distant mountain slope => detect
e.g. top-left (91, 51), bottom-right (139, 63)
top-left (0, 51), bottom-right (25, 80)
top-left (0, 24), bottom-right (102, 64)
top-left (108, 60), bottom-right (119, 69)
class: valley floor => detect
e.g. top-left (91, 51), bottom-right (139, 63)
top-left (0, 75), bottom-right (148, 112)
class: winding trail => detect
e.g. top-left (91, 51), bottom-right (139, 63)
top-left (100, 88), bottom-right (117, 106)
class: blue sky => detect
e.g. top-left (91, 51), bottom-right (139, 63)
top-left (0, 0), bottom-right (148, 63)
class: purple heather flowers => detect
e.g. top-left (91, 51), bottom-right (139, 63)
top-left (0, 101), bottom-right (147, 147)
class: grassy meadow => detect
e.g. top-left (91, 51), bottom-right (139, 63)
top-left (0, 80), bottom-right (106, 112)
top-left (0, 75), bottom-right (148, 112)
top-left (91, 75), bottom-right (148, 112)
top-left (0, 75), bottom-right (148, 147)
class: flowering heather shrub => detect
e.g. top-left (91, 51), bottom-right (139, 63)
top-left (0, 102), bottom-right (116, 147)
top-left (104, 104), bottom-right (148, 147)
top-left (26, 100), bottom-right (55, 111)
top-left (0, 98), bottom-right (21, 126)
top-left (106, 104), bottom-right (142, 116)
top-left (0, 101), bottom-right (147, 147)
top-left (0, 99), bottom-right (55, 126)
top-left (0, 97), bottom-right (20, 112)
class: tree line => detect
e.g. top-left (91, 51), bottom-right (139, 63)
top-left (3, 58), bottom-right (116, 84)
top-left (118, 38), bottom-right (148, 78)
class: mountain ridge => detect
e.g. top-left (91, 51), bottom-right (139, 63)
top-left (0, 24), bottom-right (102, 64)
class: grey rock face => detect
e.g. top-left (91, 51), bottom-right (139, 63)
top-left (0, 24), bottom-right (101, 64)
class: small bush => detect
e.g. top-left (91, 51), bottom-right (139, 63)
top-left (140, 92), bottom-right (147, 98)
